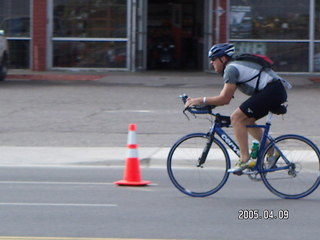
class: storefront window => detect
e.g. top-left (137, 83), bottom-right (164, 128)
top-left (0, 0), bottom-right (30, 68)
top-left (314, 1), bottom-right (320, 71)
top-left (54, 41), bottom-right (126, 68)
top-left (53, 0), bottom-right (127, 69)
top-left (8, 40), bottom-right (30, 68)
top-left (314, 44), bottom-right (320, 71)
top-left (230, 0), bottom-right (309, 39)
top-left (233, 42), bottom-right (308, 72)
top-left (315, 0), bottom-right (320, 39)
top-left (54, 0), bottom-right (127, 38)
top-left (230, 0), bottom-right (309, 72)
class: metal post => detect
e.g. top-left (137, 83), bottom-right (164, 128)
top-left (309, 0), bottom-right (315, 73)
top-left (129, 0), bottom-right (136, 71)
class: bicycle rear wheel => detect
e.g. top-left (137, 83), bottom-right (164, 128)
top-left (167, 133), bottom-right (230, 197)
top-left (260, 134), bottom-right (320, 199)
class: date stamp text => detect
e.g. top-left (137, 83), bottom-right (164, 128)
top-left (238, 209), bottom-right (289, 220)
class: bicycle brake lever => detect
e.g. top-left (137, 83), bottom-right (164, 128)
top-left (183, 107), bottom-right (190, 121)
top-left (179, 94), bottom-right (188, 104)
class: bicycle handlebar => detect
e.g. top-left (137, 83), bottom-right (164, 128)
top-left (179, 94), bottom-right (216, 115)
top-left (180, 94), bottom-right (231, 127)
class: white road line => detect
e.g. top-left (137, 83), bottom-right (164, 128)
top-left (104, 109), bottom-right (155, 113)
top-left (0, 181), bottom-right (114, 185)
top-left (0, 203), bottom-right (117, 207)
top-left (0, 237), bottom-right (180, 240)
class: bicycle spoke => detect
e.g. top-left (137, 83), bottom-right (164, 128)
top-left (167, 133), bottom-right (230, 197)
top-left (261, 135), bottom-right (320, 199)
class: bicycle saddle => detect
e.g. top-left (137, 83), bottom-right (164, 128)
top-left (270, 104), bottom-right (287, 115)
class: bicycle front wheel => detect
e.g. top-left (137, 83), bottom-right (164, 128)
top-left (260, 134), bottom-right (320, 199)
top-left (167, 133), bottom-right (230, 197)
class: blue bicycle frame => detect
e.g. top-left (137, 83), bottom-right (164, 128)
top-left (210, 112), bottom-right (291, 174)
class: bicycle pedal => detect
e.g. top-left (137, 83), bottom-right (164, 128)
top-left (242, 170), bottom-right (256, 175)
top-left (233, 170), bottom-right (243, 176)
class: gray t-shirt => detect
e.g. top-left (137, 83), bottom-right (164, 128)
top-left (223, 60), bottom-right (287, 96)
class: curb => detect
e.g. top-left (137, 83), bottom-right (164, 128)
top-left (309, 77), bottom-right (320, 83)
top-left (6, 74), bottom-right (107, 81)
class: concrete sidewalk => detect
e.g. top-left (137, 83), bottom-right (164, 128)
top-left (0, 146), bottom-right (169, 167)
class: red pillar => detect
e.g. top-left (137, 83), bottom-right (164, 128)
top-left (219, 0), bottom-right (228, 43)
top-left (212, 0), bottom-right (228, 44)
top-left (32, 0), bottom-right (47, 71)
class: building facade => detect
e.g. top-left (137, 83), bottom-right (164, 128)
top-left (0, 0), bottom-right (319, 72)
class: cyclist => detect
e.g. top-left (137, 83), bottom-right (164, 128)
top-left (185, 43), bottom-right (291, 173)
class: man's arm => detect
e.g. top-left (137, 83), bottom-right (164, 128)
top-left (185, 83), bottom-right (237, 107)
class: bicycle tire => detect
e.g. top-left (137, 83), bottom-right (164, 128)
top-left (167, 133), bottom-right (230, 197)
top-left (260, 134), bottom-right (320, 199)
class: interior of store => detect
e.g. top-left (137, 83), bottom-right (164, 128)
top-left (147, 0), bottom-right (205, 70)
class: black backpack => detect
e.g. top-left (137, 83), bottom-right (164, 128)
top-left (233, 53), bottom-right (274, 93)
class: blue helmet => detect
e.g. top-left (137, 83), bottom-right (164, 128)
top-left (208, 43), bottom-right (235, 59)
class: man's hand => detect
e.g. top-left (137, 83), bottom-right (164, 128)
top-left (185, 97), bottom-right (203, 107)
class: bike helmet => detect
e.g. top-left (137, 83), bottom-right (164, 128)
top-left (208, 43), bottom-right (235, 59)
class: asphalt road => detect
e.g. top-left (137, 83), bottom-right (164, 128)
top-left (0, 74), bottom-right (319, 239)
top-left (0, 166), bottom-right (319, 240)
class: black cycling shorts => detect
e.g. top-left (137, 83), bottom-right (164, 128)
top-left (240, 81), bottom-right (287, 120)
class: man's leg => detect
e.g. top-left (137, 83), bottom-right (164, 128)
top-left (248, 124), bottom-right (274, 155)
top-left (231, 107), bottom-right (262, 162)
top-left (248, 126), bottom-right (263, 142)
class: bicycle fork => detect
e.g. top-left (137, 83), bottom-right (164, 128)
top-left (197, 135), bottom-right (214, 167)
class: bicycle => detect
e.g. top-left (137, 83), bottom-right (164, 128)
top-left (167, 94), bottom-right (320, 199)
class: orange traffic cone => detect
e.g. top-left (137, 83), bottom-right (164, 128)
top-left (114, 124), bottom-right (151, 186)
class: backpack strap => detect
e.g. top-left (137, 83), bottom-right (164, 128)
top-left (236, 66), bottom-right (265, 93)
top-left (233, 53), bottom-right (273, 93)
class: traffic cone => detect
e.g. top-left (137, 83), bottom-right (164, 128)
top-left (114, 124), bottom-right (151, 186)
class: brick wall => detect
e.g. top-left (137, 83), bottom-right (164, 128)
top-left (32, 0), bottom-right (47, 71)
